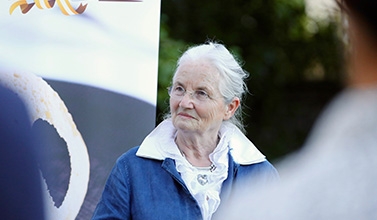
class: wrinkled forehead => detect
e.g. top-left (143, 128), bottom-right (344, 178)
top-left (172, 60), bottom-right (221, 89)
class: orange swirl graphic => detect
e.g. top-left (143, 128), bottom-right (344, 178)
top-left (9, 0), bottom-right (87, 15)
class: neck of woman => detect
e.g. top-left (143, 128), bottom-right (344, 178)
top-left (175, 132), bottom-right (219, 167)
top-left (347, 16), bottom-right (377, 88)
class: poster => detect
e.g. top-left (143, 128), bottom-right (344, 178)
top-left (0, 0), bottom-right (160, 219)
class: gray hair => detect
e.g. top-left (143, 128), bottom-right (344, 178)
top-left (167, 41), bottom-right (249, 133)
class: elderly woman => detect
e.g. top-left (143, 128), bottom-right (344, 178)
top-left (92, 42), bottom-right (279, 220)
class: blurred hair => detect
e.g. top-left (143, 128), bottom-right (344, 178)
top-left (337, 0), bottom-right (377, 38)
top-left (166, 41), bottom-right (249, 133)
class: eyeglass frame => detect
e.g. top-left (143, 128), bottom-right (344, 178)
top-left (167, 85), bottom-right (217, 102)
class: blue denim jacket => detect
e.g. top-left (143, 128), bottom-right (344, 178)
top-left (92, 146), bottom-right (278, 220)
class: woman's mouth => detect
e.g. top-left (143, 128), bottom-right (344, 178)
top-left (177, 112), bottom-right (195, 119)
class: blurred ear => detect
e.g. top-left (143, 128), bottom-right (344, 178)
top-left (224, 97), bottom-right (240, 120)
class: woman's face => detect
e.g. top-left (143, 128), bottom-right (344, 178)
top-left (170, 59), bottom-right (234, 135)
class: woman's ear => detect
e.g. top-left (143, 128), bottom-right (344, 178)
top-left (224, 97), bottom-right (240, 120)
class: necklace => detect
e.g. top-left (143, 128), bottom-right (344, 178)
top-left (179, 150), bottom-right (217, 171)
top-left (178, 146), bottom-right (217, 186)
top-left (197, 174), bottom-right (209, 185)
top-left (195, 165), bottom-right (217, 186)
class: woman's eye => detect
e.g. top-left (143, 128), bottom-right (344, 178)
top-left (172, 86), bottom-right (185, 96)
top-left (174, 86), bottom-right (184, 92)
top-left (196, 90), bottom-right (209, 99)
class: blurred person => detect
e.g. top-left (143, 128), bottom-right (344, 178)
top-left (0, 85), bottom-right (45, 220)
top-left (215, 0), bottom-right (377, 219)
top-left (92, 41), bottom-right (279, 220)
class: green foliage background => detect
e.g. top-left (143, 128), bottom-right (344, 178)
top-left (157, 0), bottom-right (344, 162)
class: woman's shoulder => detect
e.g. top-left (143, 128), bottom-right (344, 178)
top-left (240, 159), bottom-right (276, 170)
top-left (116, 146), bottom-right (140, 162)
top-left (115, 146), bottom-right (162, 168)
top-left (238, 160), bottom-right (279, 180)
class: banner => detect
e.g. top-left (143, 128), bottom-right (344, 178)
top-left (0, 0), bottom-right (160, 219)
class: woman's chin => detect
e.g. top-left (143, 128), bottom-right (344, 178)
top-left (173, 120), bottom-right (197, 132)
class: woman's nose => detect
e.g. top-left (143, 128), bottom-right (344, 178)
top-left (179, 92), bottom-right (195, 108)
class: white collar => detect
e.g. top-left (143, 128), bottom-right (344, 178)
top-left (136, 119), bottom-right (266, 165)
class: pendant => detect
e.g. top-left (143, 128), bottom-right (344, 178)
top-left (197, 174), bottom-right (208, 185)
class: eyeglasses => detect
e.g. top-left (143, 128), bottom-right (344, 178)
top-left (167, 85), bottom-right (213, 102)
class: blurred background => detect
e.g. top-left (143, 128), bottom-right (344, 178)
top-left (156, 0), bottom-right (345, 162)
